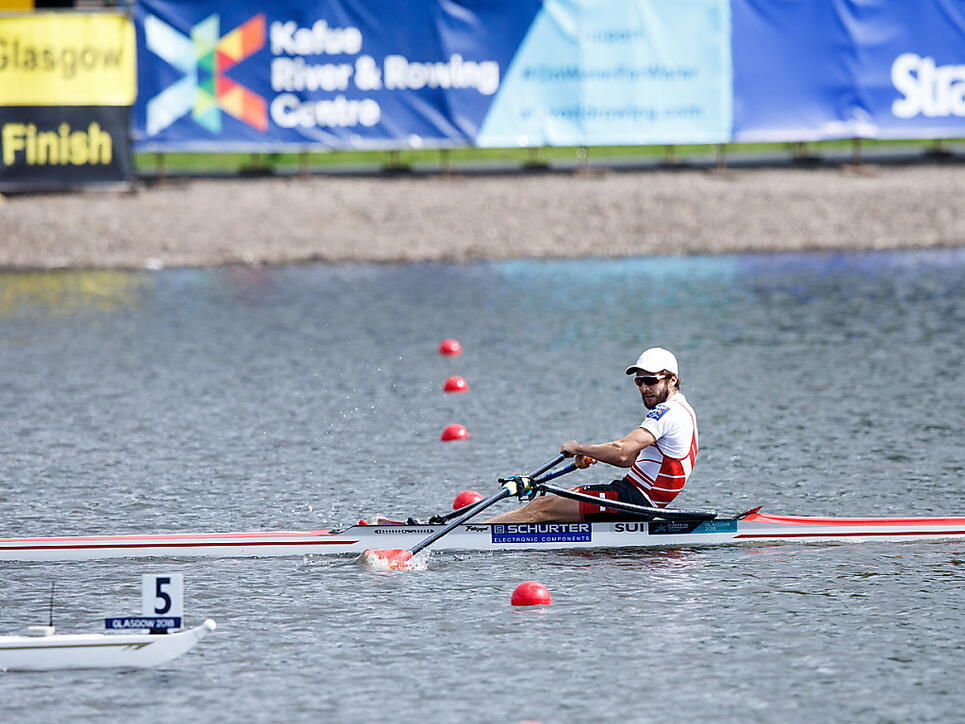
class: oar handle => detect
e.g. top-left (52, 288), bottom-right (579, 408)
top-left (526, 454), bottom-right (567, 480)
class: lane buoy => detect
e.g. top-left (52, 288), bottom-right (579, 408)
top-left (511, 581), bottom-right (552, 606)
top-left (452, 490), bottom-right (483, 510)
top-left (443, 375), bottom-right (469, 393)
top-left (440, 424), bottom-right (470, 441)
top-left (438, 339), bottom-right (462, 356)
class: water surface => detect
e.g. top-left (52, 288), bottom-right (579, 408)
top-left (1, 249), bottom-right (963, 723)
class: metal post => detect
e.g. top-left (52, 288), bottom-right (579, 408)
top-left (926, 139), bottom-right (949, 158)
top-left (523, 146), bottom-right (547, 170)
top-left (851, 137), bottom-right (862, 166)
top-left (299, 150), bottom-right (309, 178)
top-left (156, 152), bottom-right (165, 185)
top-left (578, 146), bottom-right (588, 173)
top-left (716, 144), bottom-right (727, 171)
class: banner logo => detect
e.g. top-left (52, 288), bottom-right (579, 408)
top-left (144, 13), bottom-right (266, 136)
top-left (891, 53), bottom-right (965, 119)
top-left (491, 522), bottom-right (591, 544)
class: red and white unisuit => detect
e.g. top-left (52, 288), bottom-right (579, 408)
top-left (624, 392), bottom-right (698, 507)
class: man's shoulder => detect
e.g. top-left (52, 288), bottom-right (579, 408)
top-left (645, 394), bottom-right (696, 423)
top-left (645, 403), bottom-right (673, 422)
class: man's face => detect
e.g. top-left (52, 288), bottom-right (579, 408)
top-left (633, 371), bottom-right (675, 409)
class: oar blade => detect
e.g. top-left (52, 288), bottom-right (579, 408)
top-left (353, 461), bottom-right (553, 571)
top-left (357, 548), bottom-right (416, 571)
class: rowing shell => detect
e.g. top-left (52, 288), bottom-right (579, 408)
top-left (0, 620), bottom-right (216, 671)
top-left (1, 510), bottom-right (964, 562)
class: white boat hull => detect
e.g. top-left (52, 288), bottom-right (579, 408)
top-left (0, 619), bottom-right (216, 671)
top-left (1, 511), bottom-right (964, 562)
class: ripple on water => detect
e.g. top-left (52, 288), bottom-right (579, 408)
top-left (1, 249), bottom-right (963, 723)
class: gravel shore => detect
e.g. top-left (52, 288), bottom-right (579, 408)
top-left (1, 163), bottom-right (963, 270)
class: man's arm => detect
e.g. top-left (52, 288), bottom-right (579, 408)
top-left (561, 427), bottom-right (656, 468)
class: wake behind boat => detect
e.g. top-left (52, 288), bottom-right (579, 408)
top-left (2, 509), bottom-right (964, 562)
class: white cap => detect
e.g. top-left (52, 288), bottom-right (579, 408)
top-left (625, 347), bottom-right (679, 376)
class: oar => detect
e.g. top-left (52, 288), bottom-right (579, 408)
top-left (425, 460), bottom-right (578, 525)
top-left (358, 455), bottom-right (567, 570)
top-left (532, 463), bottom-right (577, 485)
top-left (537, 482), bottom-right (717, 521)
top-left (523, 453), bottom-right (568, 480)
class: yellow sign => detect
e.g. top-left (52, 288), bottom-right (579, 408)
top-left (0, 14), bottom-right (135, 106)
top-left (2, 121), bottom-right (113, 165)
top-left (0, 2), bottom-right (35, 11)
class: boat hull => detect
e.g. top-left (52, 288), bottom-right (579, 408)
top-left (1, 512), bottom-right (964, 562)
top-left (0, 620), bottom-right (216, 671)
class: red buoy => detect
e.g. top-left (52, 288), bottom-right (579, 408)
top-left (440, 424), bottom-right (470, 441)
top-left (452, 489), bottom-right (483, 510)
top-left (511, 581), bottom-right (552, 606)
top-left (443, 375), bottom-right (469, 393)
top-left (439, 338), bottom-right (462, 356)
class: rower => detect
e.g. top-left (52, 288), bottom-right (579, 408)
top-left (486, 347), bottom-right (699, 524)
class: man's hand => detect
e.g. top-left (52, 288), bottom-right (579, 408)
top-left (574, 455), bottom-right (597, 469)
top-left (561, 440), bottom-right (581, 457)
top-left (562, 440), bottom-right (597, 469)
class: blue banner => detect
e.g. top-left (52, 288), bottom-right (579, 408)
top-left (732, 0), bottom-right (965, 142)
top-left (105, 616), bottom-right (182, 629)
top-left (133, 0), bottom-right (731, 151)
top-left (134, 0), bottom-right (541, 150)
top-left (134, 0), bottom-right (965, 151)
top-left (476, 0), bottom-right (732, 146)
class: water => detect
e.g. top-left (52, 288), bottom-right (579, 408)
top-left (1, 249), bottom-right (963, 723)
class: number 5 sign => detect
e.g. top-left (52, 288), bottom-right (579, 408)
top-left (142, 573), bottom-right (184, 618)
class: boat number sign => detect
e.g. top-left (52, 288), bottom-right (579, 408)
top-left (142, 573), bottom-right (184, 617)
top-left (104, 573), bottom-right (185, 630)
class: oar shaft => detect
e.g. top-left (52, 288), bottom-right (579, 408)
top-left (537, 483), bottom-right (717, 521)
top-left (431, 497), bottom-right (490, 525)
top-left (409, 486), bottom-right (513, 556)
top-left (532, 463), bottom-right (577, 485)
top-left (427, 455), bottom-right (571, 525)
top-left (527, 454), bottom-right (567, 480)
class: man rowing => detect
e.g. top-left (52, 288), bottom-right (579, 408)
top-left (486, 347), bottom-right (699, 523)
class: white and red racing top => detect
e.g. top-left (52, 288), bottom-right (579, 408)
top-left (623, 392), bottom-right (699, 507)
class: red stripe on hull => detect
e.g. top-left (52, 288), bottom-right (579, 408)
top-left (736, 530), bottom-right (965, 539)
top-left (0, 530), bottom-right (335, 544)
top-left (0, 539), bottom-right (357, 552)
top-left (742, 512), bottom-right (965, 527)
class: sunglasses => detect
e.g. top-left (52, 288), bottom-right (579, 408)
top-left (633, 374), bottom-right (668, 387)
